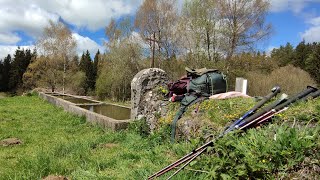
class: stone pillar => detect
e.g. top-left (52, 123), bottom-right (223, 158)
top-left (131, 68), bottom-right (169, 131)
top-left (235, 77), bottom-right (248, 94)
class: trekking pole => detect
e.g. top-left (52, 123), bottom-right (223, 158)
top-left (148, 141), bottom-right (213, 179)
top-left (300, 89), bottom-right (320, 101)
top-left (166, 147), bottom-right (208, 180)
top-left (310, 89), bottom-right (320, 99)
top-left (236, 93), bottom-right (289, 130)
top-left (222, 86), bottom-right (281, 136)
top-left (240, 86), bottom-right (317, 130)
top-left (253, 88), bottom-right (319, 127)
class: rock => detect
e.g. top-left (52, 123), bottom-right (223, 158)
top-left (42, 175), bottom-right (69, 180)
top-left (131, 68), bottom-right (169, 132)
top-left (98, 143), bottom-right (118, 149)
top-left (0, 138), bottom-right (23, 146)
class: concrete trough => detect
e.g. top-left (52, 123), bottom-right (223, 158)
top-left (38, 92), bottom-right (132, 130)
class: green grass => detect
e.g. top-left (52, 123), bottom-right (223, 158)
top-left (0, 95), bottom-right (319, 179)
top-left (0, 96), bottom-right (195, 179)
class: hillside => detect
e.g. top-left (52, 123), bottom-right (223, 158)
top-left (0, 95), bottom-right (319, 179)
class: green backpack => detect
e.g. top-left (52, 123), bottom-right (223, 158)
top-left (171, 67), bottom-right (227, 142)
top-left (186, 67), bottom-right (227, 97)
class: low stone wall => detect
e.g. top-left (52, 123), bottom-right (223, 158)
top-left (39, 92), bottom-right (131, 130)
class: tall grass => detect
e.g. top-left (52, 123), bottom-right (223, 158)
top-left (246, 65), bottom-right (316, 96)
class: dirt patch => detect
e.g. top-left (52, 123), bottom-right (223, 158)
top-left (42, 175), bottom-right (69, 180)
top-left (0, 138), bottom-right (23, 146)
top-left (98, 143), bottom-right (119, 149)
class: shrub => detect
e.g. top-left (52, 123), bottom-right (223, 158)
top-left (246, 65), bottom-right (316, 96)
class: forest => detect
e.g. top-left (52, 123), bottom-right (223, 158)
top-left (0, 0), bottom-right (319, 100)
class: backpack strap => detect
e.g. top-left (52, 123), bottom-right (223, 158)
top-left (171, 95), bottom-right (209, 142)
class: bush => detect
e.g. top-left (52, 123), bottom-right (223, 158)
top-left (246, 65), bottom-right (316, 96)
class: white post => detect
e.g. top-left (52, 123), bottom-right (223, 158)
top-left (235, 77), bottom-right (247, 94)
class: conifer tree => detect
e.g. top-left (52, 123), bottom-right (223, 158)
top-left (9, 48), bottom-right (26, 90)
top-left (305, 43), bottom-right (320, 84)
top-left (93, 50), bottom-right (100, 88)
top-left (79, 50), bottom-right (94, 94)
top-left (0, 61), bottom-right (3, 91)
top-left (1, 55), bottom-right (12, 91)
top-left (293, 41), bottom-right (312, 70)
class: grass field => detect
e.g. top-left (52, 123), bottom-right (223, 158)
top-left (0, 95), bottom-right (319, 179)
top-left (0, 95), bottom-right (197, 179)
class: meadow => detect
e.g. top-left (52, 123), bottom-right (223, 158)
top-left (0, 95), bottom-right (319, 179)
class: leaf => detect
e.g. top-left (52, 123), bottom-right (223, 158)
top-left (220, 173), bottom-right (231, 180)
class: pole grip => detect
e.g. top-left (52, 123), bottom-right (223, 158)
top-left (274, 86), bottom-right (317, 111)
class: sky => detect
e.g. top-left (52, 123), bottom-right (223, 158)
top-left (0, 0), bottom-right (320, 60)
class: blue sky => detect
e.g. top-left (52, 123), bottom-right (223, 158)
top-left (0, 0), bottom-right (320, 59)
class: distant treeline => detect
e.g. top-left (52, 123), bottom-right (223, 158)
top-left (0, 40), bottom-right (318, 98)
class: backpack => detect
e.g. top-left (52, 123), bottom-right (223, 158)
top-left (187, 68), bottom-right (227, 96)
top-left (170, 67), bottom-right (227, 142)
top-left (168, 67), bottom-right (227, 98)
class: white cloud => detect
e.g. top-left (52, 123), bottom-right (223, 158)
top-left (301, 26), bottom-right (320, 43)
top-left (37, 0), bottom-right (143, 31)
top-left (0, 45), bottom-right (34, 60)
top-left (269, 0), bottom-right (319, 13)
top-left (308, 16), bottom-right (320, 26)
top-left (0, 1), bottom-right (59, 43)
top-left (72, 33), bottom-right (104, 56)
top-left (300, 16), bottom-right (320, 43)
top-left (266, 45), bottom-right (277, 56)
top-left (0, 33), bottom-right (103, 60)
top-left (0, 0), bottom-right (143, 46)
top-left (0, 33), bottom-right (21, 44)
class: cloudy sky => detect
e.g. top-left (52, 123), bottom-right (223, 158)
top-left (0, 0), bottom-right (320, 59)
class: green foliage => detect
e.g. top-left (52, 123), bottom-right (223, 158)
top-left (195, 125), bottom-right (319, 179)
top-left (66, 71), bottom-right (86, 95)
top-left (96, 40), bottom-right (144, 101)
top-left (271, 42), bottom-right (295, 67)
top-left (0, 55), bottom-right (12, 91)
top-left (79, 50), bottom-right (95, 94)
top-left (305, 44), bottom-right (320, 84)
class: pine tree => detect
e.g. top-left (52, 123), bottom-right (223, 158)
top-left (2, 55), bottom-right (12, 91)
top-left (9, 47), bottom-right (25, 90)
top-left (271, 42), bottom-right (294, 67)
top-left (0, 60), bottom-right (3, 91)
top-left (305, 43), bottom-right (320, 84)
top-left (93, 50), bottom-right (100, 88)
top-left (79, 50), bottom-right (94, 94)
top-left (293, 40), bottom-right (312, 70)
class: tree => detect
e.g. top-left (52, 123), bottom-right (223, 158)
top-left (9, 48), bottom-right (34, 91)
top-left (79, 50), bottom-right (95, 94)
top-left (37, 21), bottom-right (76, 93)
top-left (1, 55), bottom-right (12, 91)
top-left (218, 0), bottom-right (271, 60)
top-left (181, 0), bottom-right (220, 62)
top-left (135, 0), bottom-right (179, 66)
top-left (271, 42), bottom-right (294, 67)
top-left (293, 40), bottom-right (312, 69)
top-left (98, 18), bottom-right (143, 100)
top-left (305, 43), bottom-right (320, 84)
top-left (93, 50), bottom-right (101, 87)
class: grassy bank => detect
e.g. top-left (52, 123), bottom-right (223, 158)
top-left (0, 95), bottom-right (319, 179)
